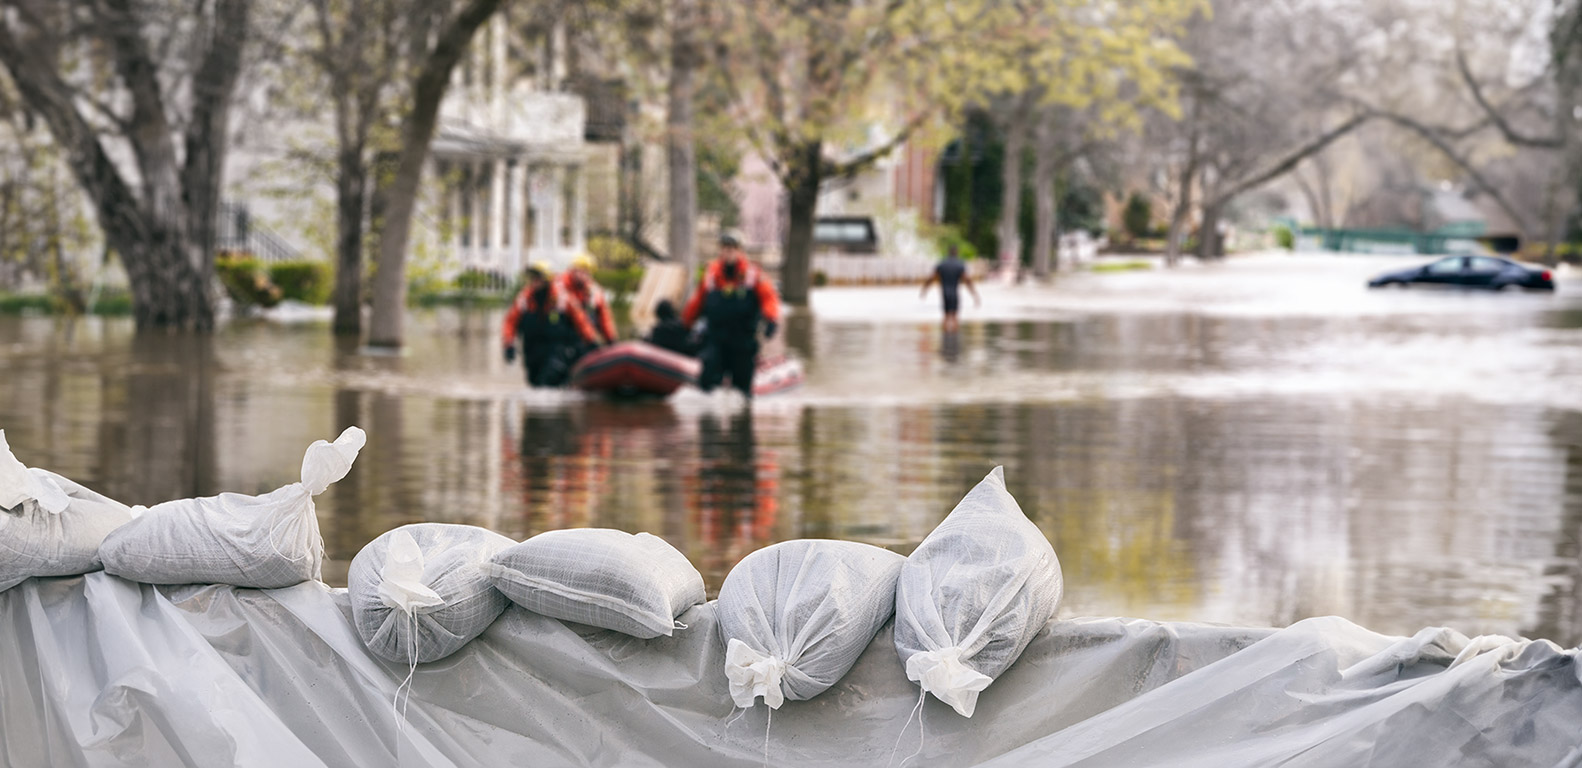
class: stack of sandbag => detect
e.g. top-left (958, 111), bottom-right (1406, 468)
top-left (100, 427), bottom-right (365, 588)
top-left (484, 528), bottom-right (705, 638)
top-left (0, 430), bottom-right (136, 591)
top-left (894, 466), bottom-right (1063, 717)
top-left (717, 539), bottom-right (905, 709)
top-left (348, 523), bottom-right (515, 664)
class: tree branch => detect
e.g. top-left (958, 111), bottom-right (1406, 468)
top-left (1209, 111), bottom-right (1371, 207)
top-left (825, 111), bottom-right (927, 179)
top-left (1456, 45), bottom-right (1563, 149)
top-left (1379, 111), bottom-right (1533, 236)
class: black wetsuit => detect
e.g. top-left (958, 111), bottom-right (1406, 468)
top-left (935, 256), bottom-right (967, 313)
top-left (517, 285), bottom-right (578, 387)
top-left (698, 288), bottom-right (762, 396)
top-left (646, 318), bottom-right (697, 357)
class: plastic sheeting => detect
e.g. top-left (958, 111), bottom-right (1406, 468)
top-left (1, 573), bottom-right (1579, 768)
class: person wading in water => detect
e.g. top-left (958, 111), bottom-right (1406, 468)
top-left (920, 245), bottom-right (981, 332)
top-left (681, 231), bottom-right (782, 397)
top-left (502, 262), bottom-right (602, 387)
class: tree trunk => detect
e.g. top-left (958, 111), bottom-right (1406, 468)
top-left (332, 147), bottom-right (368, 334)
top-left (1164, 160), bottom-right (1197, 267)
top-left (780, 140), bottom-right (822, 306)
top-left (179, 0), bottom-right (249, 312)
top-left (1031, 119), bottom-right (1057, 279)
top-left (1197, 201), bottom-right (1222, 259)
top-left (996, 110), bottom-right (1028, 268)
top-left (0, 0), bottom-right (247, 331)
top-left (368, 0), bottom-right (504, 349)
top-left (667, 0), bottom-right (699, 297)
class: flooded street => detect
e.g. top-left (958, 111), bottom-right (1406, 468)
top-left (3, 253), bottom-right (1579, 646)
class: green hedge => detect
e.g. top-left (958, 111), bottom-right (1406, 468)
top-left (929, 224), bottom-right (980, 260)
top-left (587, 234), bottom-right (643, 270)
top-left (0, 289), bottom-right (134, 316)
top-left (593, 265), bottom-right (643, 305)
top-left (268, 260), bottom-right (332, 305)
top-left (216, 254), bottom-right (282, 308)
top-left (1272, 225), bottom-right (1295, 250)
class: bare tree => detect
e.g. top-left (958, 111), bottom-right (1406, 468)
top-left (0, 0), bottom-right (250, 330)
top-left (1150, 0), bottom-right (1371, 262)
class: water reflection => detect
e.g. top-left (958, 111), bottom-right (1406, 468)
top-left (3, 259), bottom-right (1581, 646)
top-left (497, 402), bottom-right (781, 593)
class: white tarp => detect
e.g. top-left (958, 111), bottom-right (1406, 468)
top-left (1, 573), bottom-right (1578, 768)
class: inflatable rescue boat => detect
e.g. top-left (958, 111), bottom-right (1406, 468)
top-left (568, 341), bottom-right (803, 397)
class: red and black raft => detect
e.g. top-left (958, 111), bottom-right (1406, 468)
top-left (568, 341), bottom-right (803, 398)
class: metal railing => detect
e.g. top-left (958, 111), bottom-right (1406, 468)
top-left (216, 202), bottom-right (306, 262)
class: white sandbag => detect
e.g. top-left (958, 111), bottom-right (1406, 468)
top-left (348, 523), bottom-right (515, 664)
top-left (100, 427), bottom-right (365, 589)
top-left (484, 528), bottom-right (704, 639)
top-left (0, 431), bottom-right (135, 591)
top-left (894, 466), bottom-right (1063, 717)
top-left (717, 539), bottom-right (905, 709)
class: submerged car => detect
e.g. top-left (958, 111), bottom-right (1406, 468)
top-left (1367, 255), bottom-right (1554, 291)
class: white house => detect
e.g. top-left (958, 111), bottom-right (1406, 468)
top-left (224, 13), bottom-right (589, 283)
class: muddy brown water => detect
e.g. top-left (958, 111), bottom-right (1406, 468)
top-left (3, 254), bottom-right (1579, 645)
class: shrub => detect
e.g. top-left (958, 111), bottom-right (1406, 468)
top-left (927, 224), bottom-right (979, 260)
top-left (1122, 193), bottom-right (1152, 241)
top-left (453, 267), bottom-right (504, 292)
top-left (90, 289), bottom-right (134, 315)
top-left (587, 234), bottom-right (643, 271)
top-left (267, 260), bottom-right (333, 304)
top-left (1272, 225), bottom-right (1295, 251)
top-left (593, 265), bottom-right (644, 306)
top-left (216, 254), bottom-right (282, 308)
top-left (812, 270), bottom-right (829, 287)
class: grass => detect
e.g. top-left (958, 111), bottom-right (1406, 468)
top-left (1089, 260), bottom-right (1154, 273)
top-left (0, 290), bottom-right (134, 316)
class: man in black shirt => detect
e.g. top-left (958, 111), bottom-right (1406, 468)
top-left (920, 245), bottom-right (981, 332)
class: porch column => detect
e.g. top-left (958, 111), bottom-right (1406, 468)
top-left (573, 163), bottom-right (587, 253)
top-left (549, 164), bottom-right (566, 262)
top-left (507, 159), bottom-right (524, 275)
top-left (487, 158), bottom-right (503, 270)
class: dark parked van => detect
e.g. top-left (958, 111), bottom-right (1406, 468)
top-left (813, 217), bottom-right (879, 255)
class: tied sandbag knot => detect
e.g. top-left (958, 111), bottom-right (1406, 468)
top-left (377, 530), bottom-right (446, 614)
top-left (0, 430), bottom-right (69, 514)
top-left (300, 427), bottom-right (366, 496)
top-left (726, 638), bottom-right (789, 709)
top-left (906, 646), bottom-right (993, 717)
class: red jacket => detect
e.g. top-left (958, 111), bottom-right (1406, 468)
top-left (501, 280), bottom-right (600, 347)
top-left (556, 272), bottom-right (618, 344)
top-left (681, 256), bottom-right (782, 329)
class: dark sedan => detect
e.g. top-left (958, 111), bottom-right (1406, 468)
top-left (1368, 255), bottom-right (1554, 291)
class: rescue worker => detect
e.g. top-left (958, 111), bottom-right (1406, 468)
top-left (644, 299), bottom-right (698, 356)
top-left (556, 253), bottom-right (619, 348)
top-left (681, 230), bottom-right (781, 396)
top-left (501, 262), bottom-right (602, 387)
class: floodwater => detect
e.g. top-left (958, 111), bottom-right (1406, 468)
top-left (2, 253), bottom-right (1579, 646)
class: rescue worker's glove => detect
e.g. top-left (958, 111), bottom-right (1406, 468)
top-left (503, 345), bottom-right (516, 364)
top-left (763, 321), bottom-right (778, 340)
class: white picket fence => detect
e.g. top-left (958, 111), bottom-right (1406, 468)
top-left (811, 255), bottom-right (962, 284)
